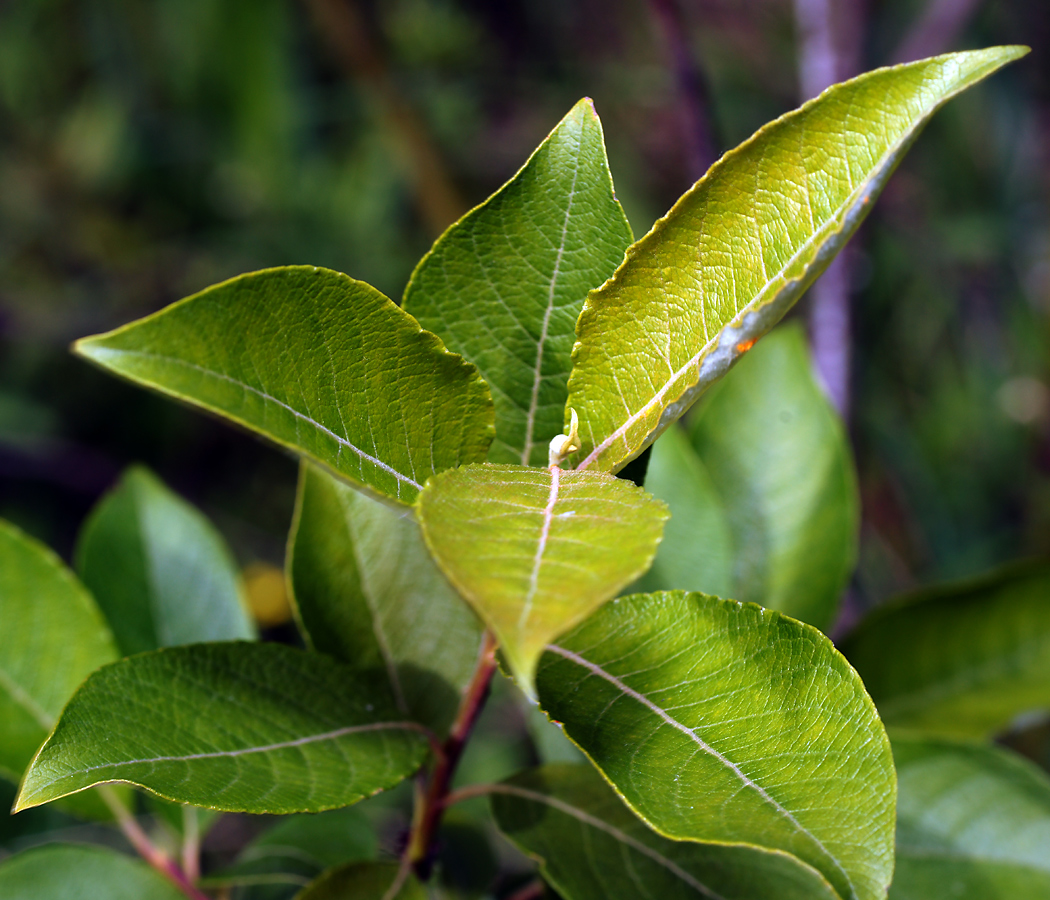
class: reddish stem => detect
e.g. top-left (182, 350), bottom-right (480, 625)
top-left (100, 788), bottom-right (210, 900)
top-left (408, 631), bottom-right (499, 879)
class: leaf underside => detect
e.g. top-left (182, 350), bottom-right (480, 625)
top-left (404, 97), bottom-right (633, 467)
top-left (76, 465), bottom-right (254, 656)
top-left (566, 47), bottom-right (1027, 474)
top-left (890, 737), bottom-right (1050, 899)
top-left (640, 323), bottom-right (858, 630)
top-left (288, 461), bottom-right (483, 734)
top-left (842, 561), bottom-right (1050, 737)
top-left (537, 591), bottom-right (896, 900)
top-left (416, 463), bottom-right (668, 692)
top-left (16, 642), bottom-right (428, 814)
top-left (74, 266), bottom-right (495, 506)
top-left (492, 764), bottom-right (841, 900)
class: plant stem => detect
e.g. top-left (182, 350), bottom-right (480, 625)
top-left (181, 805), bottom-right (201, 884)
top-left (99, 787), bottom-right (210, 900)
top-left (407, 631), bottom-right (499, 879)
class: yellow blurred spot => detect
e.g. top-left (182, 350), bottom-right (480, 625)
top-left (242, 562), bottom-right (292, 627)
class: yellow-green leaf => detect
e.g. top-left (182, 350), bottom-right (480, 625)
top-left (417, 463), bottom-right (668, 692)
top-left (566, 48), bottom-right (1027, 473)
top-left (74, 266), bottom-right (495, 506)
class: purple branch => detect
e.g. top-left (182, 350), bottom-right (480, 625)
top-left (893, 0), bottom-right (984, 64)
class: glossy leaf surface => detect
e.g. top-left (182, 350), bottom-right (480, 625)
top-left (74, 267), bottom-right (494, 505)
top-left (642, 324), bottom-right (857, 629)
top-left (537, 591), bottom-right (895, 900)
top-left (288, 462), bottom-right (483, 734)
top-left (566, 48), bottom-right (1027, 473)
top-left (16, 642), bottom-right (428, 814)
top-left (76, 465), bottom-right (254, 656)
top-left (417, 463), bottom-right (668, 691)
top-left (0, 519), bottom-right (117, 781)
top-left (404, 98), bottom-right (632, 466)
top-left (492, 765), bottom-right (841, 900)
top-left (297, 862), bottom-right (425, 899)
top-left (891, 737), bottom-right (1050, 899)
top-left (842, 562), bottom-right (1050, 737)
top-left (0, 844), bottom-right (185, 900)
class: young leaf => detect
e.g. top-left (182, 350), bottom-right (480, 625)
top-left (0, 844), bottom-right (185, 900)
top-left (491, 764), bottom-right (841, 900)
top-left (288, 461), bottom-right (484, 734)
top-left (841, 562), bottom-right (1050, 738)
top-left (404, 98), bottom-right (633, 467)
top-left (566, 47), bottom-right (1028, 473)
top-left (76, 465), bottom-right (254, 656)
top-left (0, 519), bottom-right (117, 781)
top-left (537, 591), bottom-right (895, 900)
top-left (890, 737), bottom-right (1050, 899)
top-left (15, 642), bottom-right (429, 814)
top-left (74, 267), bottom-right (495, 505)
top-left (297, 862), bottom-right (425, 899)
top-left (643, 324), bottom-right (858, 630)
top-left (416, 463), bottom-right (668, 692)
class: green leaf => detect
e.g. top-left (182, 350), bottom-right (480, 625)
top-left (841, 562), bottom-right (1050, 738)
top-left (0, 519), bottom-right (117, 781)
top-left (0, 844), bottom-right (186, 900)
top-left (642, 324), bottom-right (858, 629)
top-left (206, 807), bottom-right (376, 890)
top-left (288, 462), bottom-right (483, 734)
top-left (15, 642), bottom-right (429, 814)
top-left (416, 463), bottom-right (668, 692)
top-left (492, 764), bottom-right (841, 900)
top-left (890, 737), bottom-right (1050, 899)
top-left (76, 465), bottom-right (254, 656)
top-left (74, 266), bottom-right (495, 506)
top-left (537, 591), bottom-right (895, 900)
top-left (566, 47), bottom-right (1028, 473)
top-left (296, 862), bottom-right (425, 899)
top-left (404, 98), bottom-right (632, 467)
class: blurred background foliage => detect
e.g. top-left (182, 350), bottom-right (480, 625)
top-left (0, 0), bottom-right (1048, 690)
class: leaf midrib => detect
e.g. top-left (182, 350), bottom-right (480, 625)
top-left (90, 347), bottom-right (423, 492)
top-left (493, 783), bottom-right (727, 899)
top-left (546, 643), bottom-right (857, 900)
top-left (0, 663), bottom-right (53, 732)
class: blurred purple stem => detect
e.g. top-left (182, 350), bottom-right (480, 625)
top-left (648, 0), bottom-right (717, 181)
top-left (794, 0), bottom-right (865, 419)
top-left (893, 0), bottom-right (984, 64)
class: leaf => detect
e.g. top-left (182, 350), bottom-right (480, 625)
top-left (15, 642), bottom-right (429, 814)
top-left (404, 98), bottom-right (633, 467)
top-left (76, 464), bottom-right (255, 656)
top-left (566, 47), bottom-right (1028, 474)
top-left (642, 324), bottom-right (858, 630)
top-left (205, 807), bottom-right (376, 890)
top-left (890, 737), bottom-right (1050, 899)
top-left (416, 463), bottom-right (668, 692)
top-left (74, 266), bottom-right (495, 506)
top-left (0, 844), bottom-right (186, 900)
top-left (491, 764), bottom-right (842, 900)
top-left (288, 462), bottom-right (483, 733)
top-left (0, 519), bottom-right (117, 782)
top-left (296, 862), bottom-right (425, 899)
top-left (841, 561), bottom-right (1050, 738)
top-left (536, 591), bottom-right (896, 900)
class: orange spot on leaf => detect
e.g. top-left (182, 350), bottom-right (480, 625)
top-left (735, 338), bottom-right (756, 354)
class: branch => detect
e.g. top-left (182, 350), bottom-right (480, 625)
top-left (892, 0), bottom-right (984, 64)
top-left (647, 0), bottom-right (718, 180)
top-left (301, 0), bottom-right (467, 235)
top-left (99, 788), bottom-right (210, 900)
top-left (407, 631), bottom-right (499, 879)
